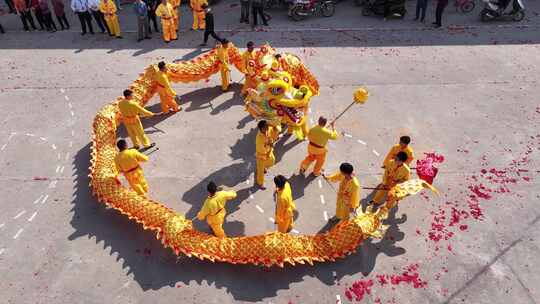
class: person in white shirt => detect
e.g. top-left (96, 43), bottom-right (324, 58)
top-left (88, 0), bottom-right (110, 34)
top-left (71, 0), bottom-right (94, 34)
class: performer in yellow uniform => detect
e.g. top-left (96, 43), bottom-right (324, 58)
top-left (324, 163), bottom-right (360, 221)
top-left (255, 120), bottom-right (278, 190)
top-left (216, 39), bottom-right (231, 91)
top-left (383, 135), bottom-right (414, 167)
top-left (99, 0), bottom-right (122, 38)
top-left (170, 0), bottom-right (180, 31)
top-left (197, 181), bottom-right (237, 237)
top-left (241, 41), bottom-right (256, 96)
top-left (118, 89), bottom-right (155, 149)
top-left (274, 175), bottom-right (296, 233)
top-left (155, 61), bottom-right (181, 113)
top-left (190, 0), bottom-right (206, 30)
top-left (300, 116), bottom-right (338, 177)
top-left (155, 0), bottom-right (177, 43)
top-left (114, 139), bottom-right (150, 196)
top-left (371, 151), bottom-right (411, 205)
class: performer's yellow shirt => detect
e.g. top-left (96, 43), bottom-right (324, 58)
top-left (383, 144), bottom-right (414, 167)
top-left (217, 45), bottom-right (230, 69)
top-left (307, 125), bottom-right (338, 154)
top-left (255, 126), bottom-right (277, 158)
top-left (118, 98), bottom-right (153, 119)
top-left (171, 0), bottom-right (181, 8)
top-left (155, 70), bottom-right (176, 97)
top-left (327, 172), bottom-right (360, 210)
top-left (190, 0), bottom-right (206, 11)
top-left (275, 182), bottom-right (295, 221)
top-left (114, 149), bottom-right (148, 173)
top-left (383, 160), bottom-right (411, 186)
top-left (155, 3), bottom-right (175, 19)
top-left (99, 0), bottom-right (117, 15)
top-left (197, 190), bottom-right (237, 220)
top-left (241, 50), bottom-right (255, 74)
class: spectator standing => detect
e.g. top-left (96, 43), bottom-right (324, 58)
top-left (14, 0), bottom-right (38, 31)
top-left (39, 0), bottom-right (57, 31)
top-left (239, 0), bottom-right (249, 23)
top-left (52, 0), bottom-right (70, 29)
top-left (190, 0), bottom-right (206, 30)
top-left (71, 0), bottom-right (94, 34)
top-left (31, 0), bottom-right (46, 30)
top-left (199, 4), bottom-right (223, 46)
top-left (144, 0), bottom-right (159, 33)
top-left (414, 0), bottom-right (427, 22)
top-left (99, 0), bottom-right (122, 38)
top-left (89, 0), bottom-right (110, 34)
top-left (433, 0), bottom-right (448, 28)
top-left (114, 0), bottom-right (120, 10)
top-left (5, 0), bottom-right (16, 13)
top-left (251, 0), bottom-right (267, 28)
top-left (0, 22), bottom-right (4, 33)
top-left (134, 0), bottom-right (151, 41)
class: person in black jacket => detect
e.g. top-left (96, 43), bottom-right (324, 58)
top-left (251, 0), bottom-right (267, 28)
top-left (433, 0), bottom-right (448, 28)
top-left (144, 0), bottom-right (159, 33)
top-left (199, 4), bottom-right (224, 46)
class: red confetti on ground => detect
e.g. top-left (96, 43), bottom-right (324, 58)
top-left (345, 279), bottom-right (373, 302)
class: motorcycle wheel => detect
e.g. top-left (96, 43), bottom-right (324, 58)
top-left (362, 6), bottom-right (373, 16)
top-left (512, 10), bottom-right (525, 21)
top-left (460, 1), bottom-right (475, 13)
top-left (480, 9), bottom-right (490, 22)
top-left (291, 5), bottom-right (307, 21)
top-left (321, 2), bottom-right (335, 17)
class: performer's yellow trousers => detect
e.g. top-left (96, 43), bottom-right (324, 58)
top-left (336, 199), bottom-right (350, 221)
top-left (256, 153), bottom-right (275, 186)
top-left (287, 121), bottom-right (309, 139)
top-left (124, 121), bottom-right (151, 148)
top-left (161, 19), bottom-right (177, 42)
top-left (173, 8), bottom-right (179, 30)
top-left (157, 87), bottom-right (179, 113)
top-left (276, 216), bottom-right (293, 233)
top-left (372, 183), bottom-right (391, 205)
top-left (105, 15), bottom-right (121, 37)
top-left (242, 75), bottom-right (257, 95)
top-left (124, 167), bottom-right (148, 196)
top-left (207, 209), bottom-right (226, 237)
top-left (300, 151), bottom-right (326, 176)
top-left (192, 10), bottom-right (205, 30)
top-left (221, 68), bottom-right (230, 91)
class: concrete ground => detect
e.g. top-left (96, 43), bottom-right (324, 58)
top-left (1, 0), bottom-right (540, 303)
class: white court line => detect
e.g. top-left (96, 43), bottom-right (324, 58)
top-left (318, 179), bottom-right (322, 188)
top-left (71, 130), bottom-right (75, 137)
top-left (372, 149), bottom-right (380, 156)
top-left (245, 179), bottom-right (250, 185)
top-left (13, 210), bottom-right (26, 219)
top-left (60, 88), bottom-right (65, 93)
top-left (33, 195), bottom-right (43, 204)
top-left (56, 165), bottom-right (61, 173)
top-left (336, 295), bottom-right (342, 304)
top-left (256, 205), bottom-right (264, 213)
top-left (28, 211), bottom-right (38, 222)
top-left (69, 141), bottom-right (73, 148)
top-left (49, 181), bottom-right (57, 188)
top-left (343, 133), bottom-right (352, 138)
top-left (40, 137), bottom-right (47, 141)
top-left (25, 133), bottom-right (35, 137)
top-left (60, 166), bottom-right (65, 174)
top-left (70, 110), bottom-right (75, 117)
top-left (65, 152), bottom-right (70, 161)
top-left (291, 229), bottom-right (300, 234)
top-left (0, 248), bottom-right (5, 256)
top-left (68, 103), bottom-right (73, 109)
top-left (268, 217), bottom-right (275, 223)
top-left (323, 211), bottom-right (329, 221)
top-left (65, 95), bottom-right (70, 101)
top-left (51, 144), bottom-right (57, 150)
top-left (357, 139), bottom-right (366, 145)
top-left (13, 228), bottom-right (24, 239)
top-left (41, 195), bottom-right (49, 204)
top-left (0, 223), bottom-right (5, 229)
top-left (8, 132), bottom-right (16, 140)
top-left (250, 194), bottom-right (254, 199)
top-left (320, 194), bottom-right (325, 205)
top-left (0, 144), bottom-right (6, 151)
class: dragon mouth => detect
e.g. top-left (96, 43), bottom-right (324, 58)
top-left (278, 105), bottom-right (304, 124)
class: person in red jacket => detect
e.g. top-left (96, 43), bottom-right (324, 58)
top-left (53, 0), bottom-right (70, 29)
top-left (14, 0), bottom-right (38, 31)
top-left (39, 0), bottom-right (58, 32)
top-left (30, 0), bottom-right (46, 30)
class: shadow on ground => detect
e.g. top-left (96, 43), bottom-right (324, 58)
top-left (68, 142), bottom-right (408, 301)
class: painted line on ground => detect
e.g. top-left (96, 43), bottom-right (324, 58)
top-left (0, 144), bottom-right (6, 151)
top-left (256, 205), bottom-right (264, 213)
top-left (25, 133), bottom-right (35, 137)
top-left (71, 130), bottom-right (75, 137)
top-left (357, 139), bottom-right (366, 145)
top-left (33, 195), bottom-right (43, 204)
top-left (8, 132), bottom-right (16, 140)
top-left (343, 133), bottom-right (352, 138)
top-left (0, 223), bottom-right (5, 229)
top-left (56, 165), bottom-right (61, 173)
top-left (250, 194), bottom-right (254, 199)
top-left (318, 179), bottom-right (322, 189)
top-left (69, 141), bottom-right (73, 148)
top-left (28, 211), bottom-right (38, 222)
top-left (0, 248), bottom-right (5, 256)
top-left (49, 181), bottom-right (57, 188)
top-left (60, 166), bottom-right (65, 174)
top-left (60, 88), bottom-right (65, 93)
top-left (245, 179), bottom-right (250, 185)
top-left (40, 137), bottom-right (47, 141)
top-left (51, 144), bottom-right (57, 150)
top-left (323, 211), bottom-right (329, 221)
top-left (320, 194), bottom-right (325, 205)
top-left (13, 228), bottom-right (24, 239)
top-left (41, 195), bottom-right (49, 204)
top-left (13, 210), bottom-right (26, 220)
top-left (291, 229), bottom-right (300, 234)
top-left (268, 217), bottom-right (275, 223)
top-left (64, 95), bottom-right (70, 101)
top-left (70, 110), bottom-right (75, 117)
top-left (372, 149), bottom-right (380, 156)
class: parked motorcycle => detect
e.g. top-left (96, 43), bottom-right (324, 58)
top-left (290, 0), bottom-right (336, 21)
top-left (479, 0), bottom-right (525, 21)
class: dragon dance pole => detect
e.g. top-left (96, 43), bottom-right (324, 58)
top-left (330, 87), bottom-right (369, 125)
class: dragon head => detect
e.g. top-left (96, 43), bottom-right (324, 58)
top-left (263, 76), bottom-right (313, 127)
